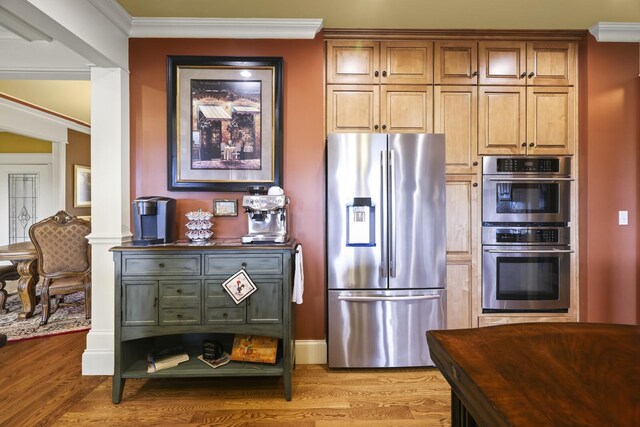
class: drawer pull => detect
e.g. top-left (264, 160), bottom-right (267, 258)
top-left (222, 313), bottom-right (228, 318)
top-left (177, 289), bottom-right (183, 294)
top-left (241, 262), bottom-right (247, 269)
top-left (177, 314), bottom-right (183, 319)
top-left (159, 263), bottom-right (165, 268)
top-left (154, 297), bottom-right (158, 307)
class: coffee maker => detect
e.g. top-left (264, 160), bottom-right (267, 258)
top-left (132, 196), bottom-right (177, 245)
top-left (241, 187), bottom-right (289, 244)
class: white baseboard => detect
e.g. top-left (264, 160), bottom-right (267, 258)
top-left (295, 339), bottom-right (327, 364)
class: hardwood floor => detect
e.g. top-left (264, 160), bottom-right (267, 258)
top-left (0, 332), bottom-right (451, 426)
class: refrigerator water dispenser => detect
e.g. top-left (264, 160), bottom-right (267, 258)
top-left (346, 197), bottom-right (375, 246)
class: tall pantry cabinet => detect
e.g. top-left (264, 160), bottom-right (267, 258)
top-left (324, 31), bottom-right (579, 329)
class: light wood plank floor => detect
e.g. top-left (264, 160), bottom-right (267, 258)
top-left (0, 332), bottom-right (451, 426)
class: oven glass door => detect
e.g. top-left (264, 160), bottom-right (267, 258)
top-left (483, 245), bottom-right (570, 311)
top-left (482, 179), bottom-right (570, 223)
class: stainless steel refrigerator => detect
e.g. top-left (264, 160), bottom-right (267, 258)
top-left (327, 133), bottom-right (446, 368)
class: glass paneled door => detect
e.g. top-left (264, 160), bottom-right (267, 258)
top-left (0, 164), bottom-right (52, 246)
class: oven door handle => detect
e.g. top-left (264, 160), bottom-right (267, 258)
top-left (486, 249), bottom-right (574, 254)
top-left (487, 177), bottom-right (574, 182)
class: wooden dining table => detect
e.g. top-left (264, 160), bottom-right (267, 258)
top-left (0, 241), bottom-right (38, 320)
top-left (427, 322), bottom-right (640, 427)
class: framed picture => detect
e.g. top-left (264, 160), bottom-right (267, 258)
top-left (213, 199), bottom-right (238, 217)
top-left (73, 165), bottom-right (91, 208)
top-left (167, 56), bottom-right (283, 192)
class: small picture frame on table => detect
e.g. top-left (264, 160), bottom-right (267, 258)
top-left (213, 199), bottom-right (238, 217)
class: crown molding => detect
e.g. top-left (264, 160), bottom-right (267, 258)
top-left (129, 17), bottom-right (323, 39)
top-left (589, 22), bottom-right (640, 42)
top-left (87, 0), bottom-right (132, 37)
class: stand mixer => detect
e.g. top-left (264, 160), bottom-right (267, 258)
top-left (241, 186), bottom-right (290, 244)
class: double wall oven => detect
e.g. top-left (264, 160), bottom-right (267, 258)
top-left (482, 156), bottom-right (572, 313)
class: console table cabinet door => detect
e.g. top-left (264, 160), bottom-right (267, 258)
top-left (247, 279), bottom-right (283, 324)
top-left (122, 280), bottom-right (158, 326)
top-left (435, 41), bottom-right (478, 85)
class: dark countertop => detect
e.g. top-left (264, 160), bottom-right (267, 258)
top-left (427, 322), bottom-right (640, 427)
top-left (110, 238), bottom-right (297, 252)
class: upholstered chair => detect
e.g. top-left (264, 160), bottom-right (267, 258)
top-left (28, 211), bottom-right (91, 326)
top-left (0, 264), bottom-right (20, 314)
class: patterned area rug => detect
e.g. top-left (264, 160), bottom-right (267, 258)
top-left (0, 291), bottom-right (90, 342)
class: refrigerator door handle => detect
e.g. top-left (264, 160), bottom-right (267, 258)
top-left (389, 149), bottom-right (396, 277)
top-left (380, 150), bottom-right (388, 278)
top-left (338, 294), bottom-right (441, 302)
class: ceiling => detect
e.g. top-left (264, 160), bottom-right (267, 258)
top-left (0, 0), bottom-right (639, 126)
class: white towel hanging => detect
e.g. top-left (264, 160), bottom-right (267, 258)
top-left (292, 244), bottom-right (304, 304)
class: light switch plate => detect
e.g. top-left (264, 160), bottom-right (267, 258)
top-left (619, 210), bottom-right (629, 225)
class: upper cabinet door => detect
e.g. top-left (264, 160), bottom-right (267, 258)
top-left (326, 40), bottom-right (380, 84)
top-left (478, 86), bottom-right (526, 155)
top-left (380, 41), bottom-right (433, 84)
top-left (434, 41), bottom-right (478, 85)
top-left (479, 41), bottom-right (527, 85)
top-left (326, 85), bottom-right (380, 133)
top-left (381, 85), bottom-right (433, 133)
top-left (434, 86), bottom-right (478, 174)
top-left (527, 42), bottom-right (576, 86)
top-left (527, 86), bottom-right (575, 155)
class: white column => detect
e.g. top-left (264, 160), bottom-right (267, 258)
top-left (82, 67), bottom-right (131, 375)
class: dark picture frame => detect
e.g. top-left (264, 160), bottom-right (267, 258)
top-left (167, 56), bottom-right (283, 191)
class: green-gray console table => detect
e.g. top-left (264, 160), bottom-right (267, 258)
top-left (111, 240), bottom-right (296, 403)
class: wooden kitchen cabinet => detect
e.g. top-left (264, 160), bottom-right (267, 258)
top-left (446, 174), bottom-right (479, 330)
top-left (327, 40), bottom-right (433, 85)
top-left (434, 41), bottom-right (478, 85)
top-left (327, 84), bottom-right (433, 133)
top-left (479, 41), bottom-right (576, 86)
top-left (434, 85), bottom-right (479, 174)
top-left (478, 85), bottom-right (574, 155)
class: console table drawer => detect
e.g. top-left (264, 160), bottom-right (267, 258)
top-left (205, 307), bottom-right (246, 324)
top-left (204, 254), bottom-right (282, 275)
top-left (205, 281), bottom-right (243, 308)
top-left (159, 307), bottom-right (201, 325)
top-left (160, 280), bottom-right (201, 307)
top-left (123, 255), bottom-right (201, 276)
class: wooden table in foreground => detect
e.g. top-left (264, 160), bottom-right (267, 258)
top-left (427, 323), bottom-right (640, 427)
top-left (0, 241), bottom-right (38, 319)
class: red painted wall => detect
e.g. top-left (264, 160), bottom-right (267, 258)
top-left (129, 36), bottom-right (326, 339)
top-left (580, 35), bottom-right (640, 324)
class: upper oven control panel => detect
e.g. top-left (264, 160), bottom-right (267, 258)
top-left (483, 156), bottom-right (571, 176)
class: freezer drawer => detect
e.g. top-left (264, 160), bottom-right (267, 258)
top-left (328, 289), bottom-right (446, 368)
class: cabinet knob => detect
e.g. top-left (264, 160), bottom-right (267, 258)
top-left (177, 314), bottom-right (183, 319)
top-left (382, 124), bottom-right (387, 130)
top-left (472, 71), bottom-right (478, 77)
top-left (382, 70), bottom-right (387, 77)
top-left (177, 289), bottom-right (182, 294)
top-left (374, 124), bottom-right (379, 130)
top-left (222, 313), bottom-right (228, 318)
top-left (473, 161), bottom-right (478, 166)
top-left (529, 142), bottom-right (535, 147)
top-left (472, 183), bottom-right (478, 187)
top-left (521, 142), bottom-right (527, 147)
top-left (528, 72), bottom-right (535, 78)
top-left (241, 262), bottom-right (247, 269)
top-left (520, 72), bottom-right (527, 79)
top-left (374, 71), bottom-right (379, 77)
top-left (159, 263), bottom-right (165, 268)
